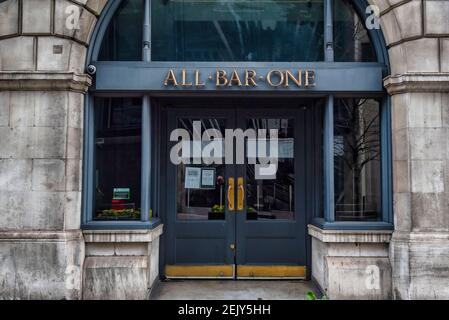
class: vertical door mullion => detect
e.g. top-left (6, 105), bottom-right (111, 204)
top-left (324, 0), bottom-right (335, 222)
top-left (234, 106), bottom-right (245, 269)
top-left (84, 94), bottom-right (95, 224)
top-left (141, 0), bottom-right (151, 222)
top-left (143, 0), bottom-right (151, 62)
top-left (141, 97), bottom-right (151, 222)
top-left (324, 95), bottom-right (335, 222)
top-left (381, 96), bottom-right (393, 223)
top-left (324, 0), bottom-right (334, 62)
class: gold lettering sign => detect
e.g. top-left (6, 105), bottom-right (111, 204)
top-left (164, 69), bottom-right (316, 88)
top-left (266, 70), bottom-right (284, 87)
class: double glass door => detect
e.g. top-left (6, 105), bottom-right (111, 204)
top-left (164, 102), bottom-right (307, 278)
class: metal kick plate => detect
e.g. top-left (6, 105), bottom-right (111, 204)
top-left (165, 265), bottom-right (234, 278)
top-left (237, 266), bottom-right (306, 279)
top-left (165, 265), bottom-right (306, 279)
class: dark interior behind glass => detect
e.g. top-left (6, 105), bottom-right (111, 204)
top-left (94, 97), bottom-right (142, 220)
top-left (152, 0), bottom-right (324, 62)
top-left (334, 0), bottom-right (376, 62)
top-left (98, 0), bottom-right (144, 61)
top-left (334, 98), bottom-right (381, 221)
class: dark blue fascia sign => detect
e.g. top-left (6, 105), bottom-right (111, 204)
top-left (92, 62), bottom-right (385, 93)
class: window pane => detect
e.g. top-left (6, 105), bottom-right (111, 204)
top-left (245, 118), bottom-right (295, 220)
top-left (152, 0), bottom-right (324, 62)
top-left (175, 118), bottom-right (226, 220)
top-left (334, 0), bottom-right (376, 62)
top-left (94, 97), bottom-right (142, 220)
top-left (98, 0), bottom-right (143, 61)
top-left (334, 98), bottom-right (381, 221)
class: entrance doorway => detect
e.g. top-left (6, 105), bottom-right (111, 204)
top-left (163, 99), bottom-right (321, 279)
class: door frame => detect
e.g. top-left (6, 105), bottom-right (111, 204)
top-left (234, 104), bottom-right (307, 278)
top-left (158, 97), bottom-right (324, 280)
top-left (164, 103), bottom-right (237, 278)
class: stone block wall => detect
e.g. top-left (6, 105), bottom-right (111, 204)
top-left (82, 227), bottom-right (163, 300)
top-left (0, 0), bottom-right (105, 300)
top-left (0, 0), bottom-right (106, 72)
top-left (378, 0), bottom-right (449, 299)
top-left (309, 226), bottom-right (393, 299)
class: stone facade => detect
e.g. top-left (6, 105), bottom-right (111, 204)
top-left (82, 227), bottom-right (162, 300)
top-left (0, 0), bottom-right (162, 300)
top-left (309, 225), bottom-right (393, 299)
top-left (1, 0), bottom-right (449, 299)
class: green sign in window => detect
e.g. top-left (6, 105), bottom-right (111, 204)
top-left (113, 188), bottom-right (131, 200)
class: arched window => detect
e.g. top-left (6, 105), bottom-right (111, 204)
top-left (83, 0), bottom-right (392, 230)
top-left (96, 0), bottom-right (380, 63)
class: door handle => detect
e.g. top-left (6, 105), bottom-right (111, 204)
top-left (227, 177), bottom-right (235, 211)
top-left (237, 177), bottom-right (244, 211)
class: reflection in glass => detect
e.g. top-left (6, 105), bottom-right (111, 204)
top-left (98, 0), bottom-right (143, 61)
top-left (93, 98), bottom-right (142, 220)
top-left (334, 0), bottom-right (376, 62)
top-left (176, 119), bottom-right (226, 220)
top-left (334, 98), bottom-right (381, 221)
top-left (152, 0), bottom-right (324, 61)
top-left (246, 119), bottom-right (295, 220)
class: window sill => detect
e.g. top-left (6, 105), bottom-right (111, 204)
top-left (311, 218), bottom-right (393, 231)
top-left (308, 222), bottom-right (393, 243)
top-left (83, 223), bottom-right (163, 243)
top-left (81, 218), bottom-right (161, 231)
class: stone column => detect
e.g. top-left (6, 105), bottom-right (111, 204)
top-left (381, 0), bottom-right (449, 299)
top-left (0, 0), bottom-right (106, 299)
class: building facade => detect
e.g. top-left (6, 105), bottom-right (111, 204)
top-left (0, 0), bottom-right (449, 300)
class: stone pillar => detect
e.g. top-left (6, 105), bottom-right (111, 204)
top-left (82, 227), bottom-right (163, 300)
top-left (0, 0), bottom-right (105, 299)
top-left (309, 225), bottom-right (393, 299)
top-left (385, 79), bottom-right (449, 299)
top-left (380, 0), bottom-right (449, 299)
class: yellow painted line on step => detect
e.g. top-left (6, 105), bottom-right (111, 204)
top-left (165, 265), bottom-right (234, 278)
top-left (237, 265), bottom-right (306, 278)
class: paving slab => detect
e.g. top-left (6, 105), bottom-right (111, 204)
top-left (151, 280), bottom-right (319, 300)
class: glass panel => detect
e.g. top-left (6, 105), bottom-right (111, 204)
top-left (334, 98), bottom-right (381, 221)
top-left (176, 118), bottom-right (226, 220)
top-left (334, 0), bottom-right (376, 62)
top-left (246, 118), bottom-right (295, 220)
top-left (152, 0), bottom-right (324, 62)
top-left (98, 0), bottom-right (143, 61)
top-left (93, 97), bottom-right (142, 220)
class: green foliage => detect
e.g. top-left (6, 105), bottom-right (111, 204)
top-left (98, 209), bottom-right (141, 219)
top-left (306, 291), bottom-right (328, 300)
top-left (212, 205), bottom-right (225, 213)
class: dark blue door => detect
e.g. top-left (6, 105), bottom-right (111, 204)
top-left (164, 100), bottom-right (308, 278)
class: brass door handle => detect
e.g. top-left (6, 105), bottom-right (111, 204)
top-left (237, 177), bottom-right (244, 211)
top-left (227, 177), bottom-right (235, 211)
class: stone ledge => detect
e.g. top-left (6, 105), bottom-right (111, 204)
top-left (391, 230), bottom-right (449, 243)
top-left (84, 256), bottom-right (148, 268)
top-left (83, 224), bottom-right (164, 243)
top-left (0, 72), bottom-right (92, 93)
top-left (384, 73), bottom-right (449, 95)
top-left (308, 224), bottom-right (393, 243)
top-left (0, 230), bottom-right (83, 242)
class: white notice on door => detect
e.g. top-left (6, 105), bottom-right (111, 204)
top-left (185, 167), bottom-right (201, 189)
top-left (201, 168), bottom-right (215, 188)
